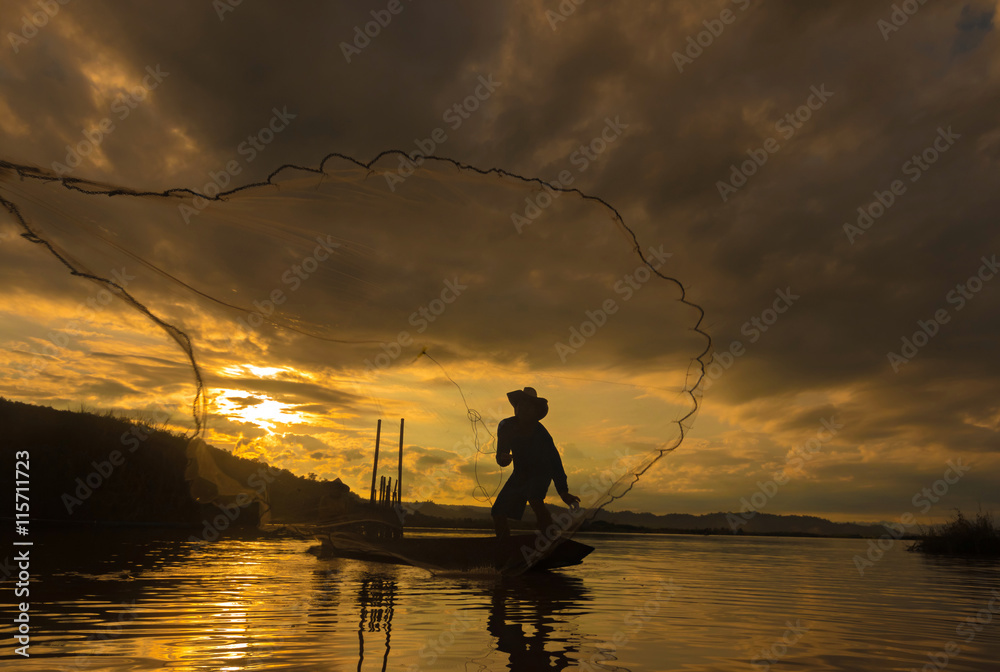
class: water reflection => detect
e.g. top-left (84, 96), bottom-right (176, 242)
top-left (356, 575), bottom-right (396, 672)
top-left (484, 573), bottom-right (597, 671)
top-left (6, 532), bottom-right (998, 671)
top-left (343, 569), bottom-right (599, 672)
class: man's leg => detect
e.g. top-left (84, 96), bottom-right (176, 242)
top-left (493, 514), bottom-right (510, 539)
top-left (528, 499), bottom-right (553, 533)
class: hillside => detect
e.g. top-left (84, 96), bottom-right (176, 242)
top-left (0, 397), bottom-right (356, 529)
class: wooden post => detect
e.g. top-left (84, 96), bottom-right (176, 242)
top-left (369, 419), bottom-right (382, 504)
top-left (397, 418), bottom-right (404, 508)
top-left (385, 477), bottom-right (392, 508)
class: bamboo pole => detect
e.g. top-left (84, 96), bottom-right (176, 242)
top-left (369, 419), bottom-right (382, 504)
top-left (397, 418), bottom-right (404, 507)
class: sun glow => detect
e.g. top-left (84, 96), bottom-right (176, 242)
top-left (212, 389), bottom-right (307, 433)
top-left (218, 364), bottom-right (288, 378)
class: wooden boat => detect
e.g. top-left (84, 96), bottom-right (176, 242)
top-left (310, 418), bottom-right (595, 574)
top-left (312, 529), bottom-right (594, 573)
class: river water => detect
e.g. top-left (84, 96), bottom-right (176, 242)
top-left (3, 528), bottom-right (999, 671)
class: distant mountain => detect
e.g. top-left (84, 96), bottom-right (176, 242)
top-left (591, 509), bottom-right (879, 537)
top-left (406, 501), bottom-right (889, 538)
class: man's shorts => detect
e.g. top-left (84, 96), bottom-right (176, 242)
top-left (490, 473), bottom-right (552, 520)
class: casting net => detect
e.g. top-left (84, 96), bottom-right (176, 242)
top-left (0, 153), bottom-right (709, 574)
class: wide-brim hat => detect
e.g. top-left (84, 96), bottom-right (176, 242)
top-left (507, 386), bottom-right (548, 419)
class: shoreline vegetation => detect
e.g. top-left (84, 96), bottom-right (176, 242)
top-left (908, 510), bottom-right (1000, 556)
top-left (3, 398), bottom-right (995, 551)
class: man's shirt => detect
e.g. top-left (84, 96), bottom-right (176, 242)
top-left (495, 417), bottom-right (568, 495)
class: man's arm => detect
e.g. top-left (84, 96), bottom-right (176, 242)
top-left (544, 427), bottom-right (581, 507)
top-left (542, 427), bottom-right (569, 494)
top-left (496, 418), bottom-right (513, 467)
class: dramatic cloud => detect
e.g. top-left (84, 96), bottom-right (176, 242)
top-left (1, 0), bottom-right (998, 522)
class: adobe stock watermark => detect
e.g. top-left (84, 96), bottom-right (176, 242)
top-left (741, 288), bottom-right (799, 342)
top-left (877, 0), bottom-right (929, 41)
top-left (717, 84), bottom-right (833, 202)
top-left (61, 600), bottom-right (139, 671)
top-left (853, 458), bottom-right (971, 576)
top-left (178, 106), bottom-right (296, 223)
top-left (188, 460), bottom-right (281, 546)
top-left (728, 416), bottom-right (842, 531)
top-left (545, 0), bottom-right (586, 31)
top-left (701, 287), bottom-right (802, 392)
top-left (886, 254), bottom-right (997, 372)
top-left (396, 403), bottom-right (509, 522)
top-left (672, 0), bottom-right (752, 73)
top-left (7, 0), bottom-right (70, 54)
top-left (512, 116), bottom-right (629, 233)
top-left (517, 446), bottom-right (647, 567)
top-left (405, 609), bottom-right (477, 671)
top-left (915, 589), bottom-right (1000, 672)
top-left (519, 504), bottom-right (589, 566)
top-left (383, 75), bottom-right (501, 192)
top-left (213, 0), bottom-right (243, 21)
top-left (751, 620), bottom-right (810, 671)
top-left (228, 235), bottom-right (342, 342)
top-left (957, 590), bottom-right (1000, 641)
top-left (51, 65), bottom-right (170, 176)
top-left (912, 459), bottom-right (972, 514)
top-left (362, 277), bottom-right (468, 373)
top-left (60, 402), bottom-right (172, 514)
top-left (579, 578), bottom-right (680, 671)
top-left (577, 445), bottom-right (642, 507)
top-left (340, 0), bottom-right (412, 63)
top-left (553, 245), bottom-right (672, 362)
top-left (12, 267), bottom-right (136, 381)
top-left (843, 126), bottom-right (961, 244)
top-left (703, 287), bottom-right (799, 391)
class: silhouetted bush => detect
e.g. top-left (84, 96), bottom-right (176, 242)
top-left (909, 509), bottom-right (1000, 555)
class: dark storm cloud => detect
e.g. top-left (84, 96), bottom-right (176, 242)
top-left (1, 0), bottom-right (998, 518)
top-left (580, 4), bottom-right (1000, 434)
top-left (0, 0), bottom-right (509, 189)
top-left (293, 403), bottom-right (334, 415)
top-left (226, 395), bottom-right (262, 408)
top-left (88, 351), bottom-right (201, 389)
top-left (75, 377), bottom-right (140, 399)
top-left (415, 452), bottom-right (450, 469)
top-left (953, 4), bottom-right (995, 54)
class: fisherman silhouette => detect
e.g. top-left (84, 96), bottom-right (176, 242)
top-left (492, 387), bottom-right (581, 540)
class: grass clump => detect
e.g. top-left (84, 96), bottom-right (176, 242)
top-left (909, 509), bottom-right (1000, 555)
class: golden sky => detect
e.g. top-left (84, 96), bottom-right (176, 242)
top-left (1, 0), bottom-right (999, 523)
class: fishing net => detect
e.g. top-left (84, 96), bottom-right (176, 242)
top-left (0, 153), bottom-right (709, 574)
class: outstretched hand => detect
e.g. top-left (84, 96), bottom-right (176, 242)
top-left (560, 491), bottom-right (581, 510)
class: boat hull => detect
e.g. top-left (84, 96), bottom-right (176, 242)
top-left (313, 533), bottom-right (594, 573)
